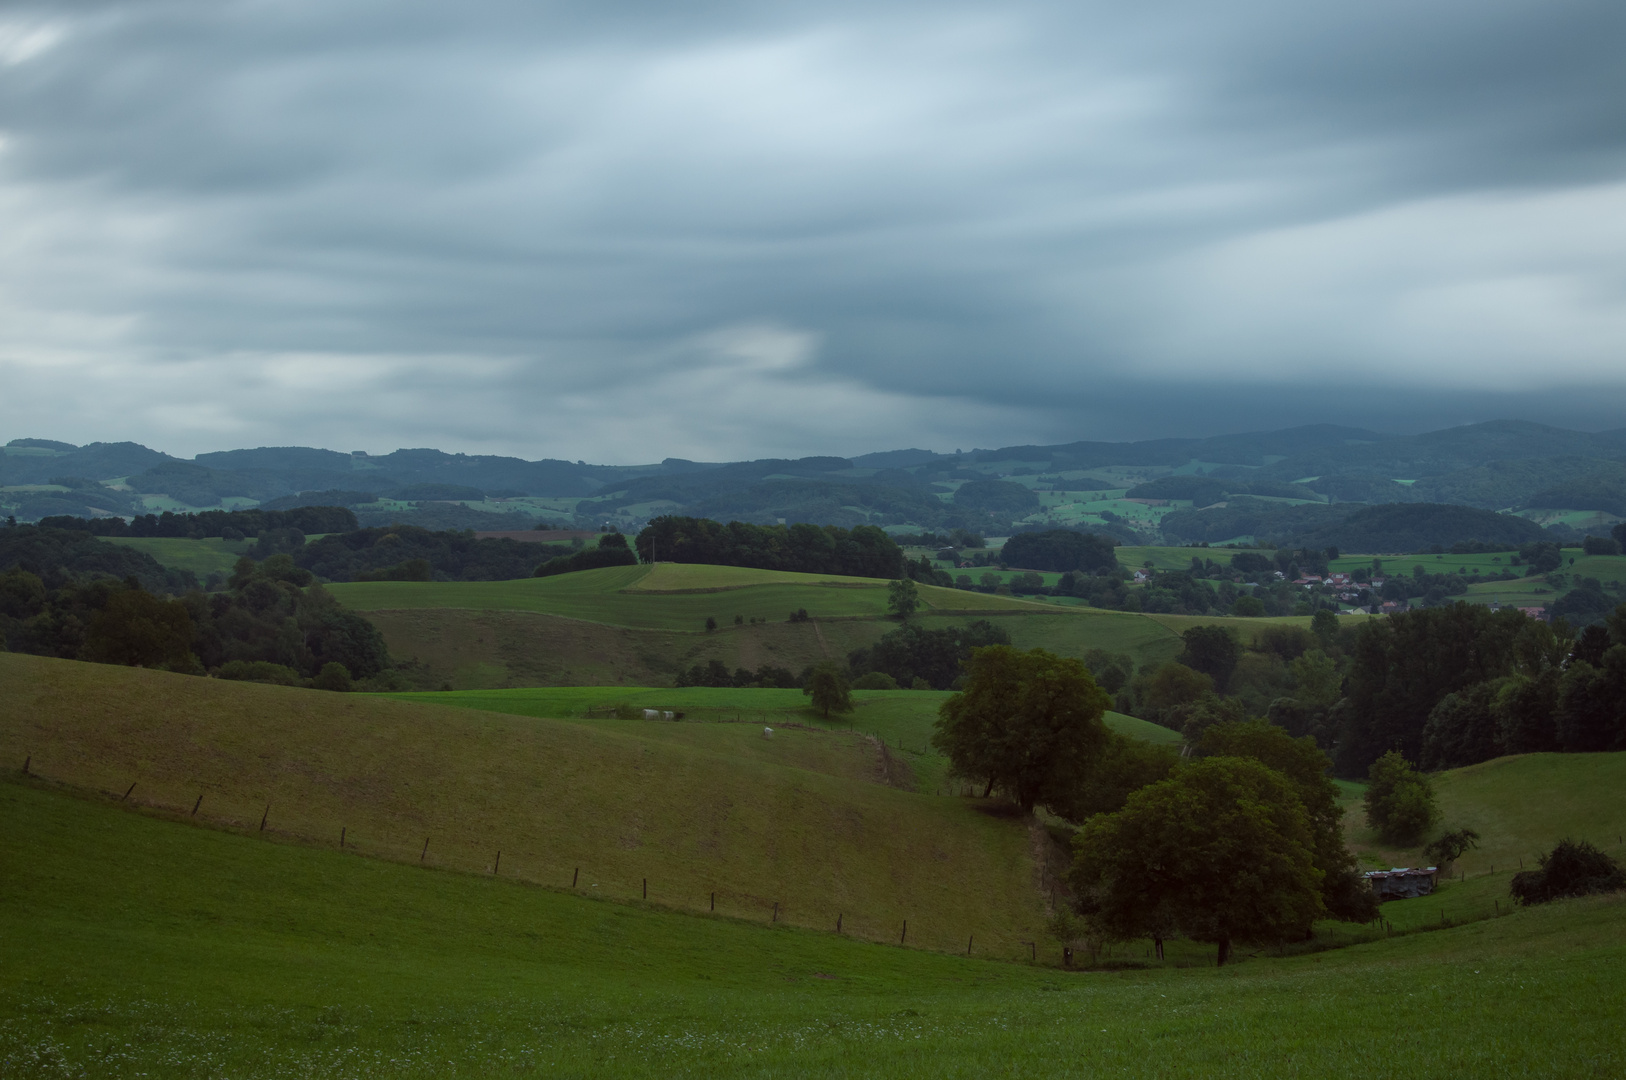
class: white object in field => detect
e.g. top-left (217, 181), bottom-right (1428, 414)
top-left (763, 727), bottom-right (774, 739)
top-left (664, 710), bottom-right (675, 720)
top-left (643, 709), bottom-right (659, 720)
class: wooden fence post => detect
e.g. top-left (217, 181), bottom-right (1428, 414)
top-left (122, 782), bottom-right (135, 801)
top-left (772, 901), bottom-right (778, 922)
top-left (710, 891), bottom-right (715, 911)
top-left (573, 867), bottom-right (579, 887)
top-left (494, 851), bottom-right (501, 874)
top-left (21, 756), bottom-right (29, 775)
top-left (340, 827), bottom-right (346, 848)
top-left (643, 878), bottom-right (647, 900)
top-left (259, 805), bottom-right (269, 832)
top-left (421, 837), bottom-right (429, 862)
top-left (836, 913), bottom-right (842, 933)
top-left (191, 794), bottom-right (203, 816)
top-left (900, 920), bottom-right (907, 944)
top-left (967, 934), bottom-right (973, 955)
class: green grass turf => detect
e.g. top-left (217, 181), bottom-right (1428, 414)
top-left (105, 535), bottom-right (255, 577)
top-left (328, 564), bottom-right (1042, 629)
top-left (375, 688), bottom-right (1179, 799)
top-left (1429, 754), bottom-right (1626, 877)
top-left (5, 779), bottom-right (1626, 1077)
top-left (1115, 545), bottom-right (1268, 571)
top-left (1, 653), bottom-right (1048, 955)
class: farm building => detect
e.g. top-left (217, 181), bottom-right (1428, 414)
top-left (1365, 866), bottom-right (1438, 901)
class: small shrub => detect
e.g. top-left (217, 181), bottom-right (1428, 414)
top-left (852, 671), bottom-right (899, 690)
top-left (216, 660), bottom-right (302, 686)
top-left (911, 676), bottom-right (932, 691)
top-left (1424, 828), bottom-right (1480, 866)
top-left (734, 614), bottom-right (744, 625)
top-left (704, 616), bottom-right (717, 632)
top-left (1510, 839), bottom-right (1626, 905)
top-left (312, 662), bottom-right (353, 692)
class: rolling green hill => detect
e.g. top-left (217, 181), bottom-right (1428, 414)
top-left (327, 564), bottom-right (1045, 630)
top-left (327, 562), bottom-right (1172, 691)
top-left (0, 653), bottom-right (1049, 957)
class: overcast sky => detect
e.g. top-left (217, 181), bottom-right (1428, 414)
top-left (2, 0), bottom-right (1624, 463)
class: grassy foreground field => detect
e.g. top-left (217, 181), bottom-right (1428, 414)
top-left (6, 779), bottom-right (1626, 1077)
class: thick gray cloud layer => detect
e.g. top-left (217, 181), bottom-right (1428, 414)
top-left (2, 0), bottom-right (1623, 460)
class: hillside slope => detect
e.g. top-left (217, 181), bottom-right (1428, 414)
top-left (0, 653), bottom-right (1049, 954)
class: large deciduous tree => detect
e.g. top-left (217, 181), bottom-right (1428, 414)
top-left (1071, 757), bottom-right (1326, 966)
top-left (886, 578), bottom-right (920, 621)
top-left (1364, 751), bottom-right (1437, 845)
top-left (1175, 625), bottom-right (1240, 691)
top-left (805, 662), bottom-right (853, 719)
top-left (1197, 720), bottom-right (1378, 922)
top-left (932, 646), bottom-right (1111, 813)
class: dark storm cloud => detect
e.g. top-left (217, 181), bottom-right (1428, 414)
top-left (0, 0), bottom-right (1622, 460)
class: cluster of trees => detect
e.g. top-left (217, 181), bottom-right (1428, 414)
top-left (291, 525), bottom-right (566, 582)
top-left (40, 505), bottom-right (359, 539)
top-left (0, 524), bottom-right (196, 596)
top-left (1, 553), bottom-right (389, 688)
top-left (929, 645), bottom-right (1378, 965)
top-left (674, 659), bottom-right (799, 689)
top-left (1335, 603), bottom-right (1592, 773)
top-left (534, 533), bottom-right (639, 577)
top-left (1097, 597), bottom-right (1626, 786)
top-left (1124, 475), bottom-right (1319, 507)
top-left (1420, 609), bottom-right (1626, 765)
top-left (999, 529), bottom-right (1118, 573)
top-left (634, 516), bottom-right (905, 578)
top-left (951, 479), bottom-right (1040, 516)
top-left (847, 619), bottom-right (1012, 690)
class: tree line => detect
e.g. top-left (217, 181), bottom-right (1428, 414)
top-left (39, 505), bottom-right (359, 539)
top-left (1, 552), bottom-right (389, 690)
top-left (634, 516), bottom-right (906, 579)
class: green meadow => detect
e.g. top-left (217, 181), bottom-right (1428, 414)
top-left (6, 739), bottom-right (1626, 1076)
top-left (105, 534), bottom-right (255, 577)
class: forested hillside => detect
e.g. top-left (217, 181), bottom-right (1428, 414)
top-left (9, 420), bottom-right (1626, 546)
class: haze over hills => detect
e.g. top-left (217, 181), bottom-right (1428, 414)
top-left (6, 419), bottom-right (1626, 547)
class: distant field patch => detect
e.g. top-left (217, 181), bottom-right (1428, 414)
top-left (1116, 545), bottom-right (1268, 571)
top-left (631, 563), bottom-right (884, 591)
top-left (331, 564), bottom-right (1040, 628)
top-left (106, 535), bottom-right (254, 577)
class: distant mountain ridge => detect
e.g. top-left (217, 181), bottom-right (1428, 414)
top-left (5, 419), bottom-right (1626, 546)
